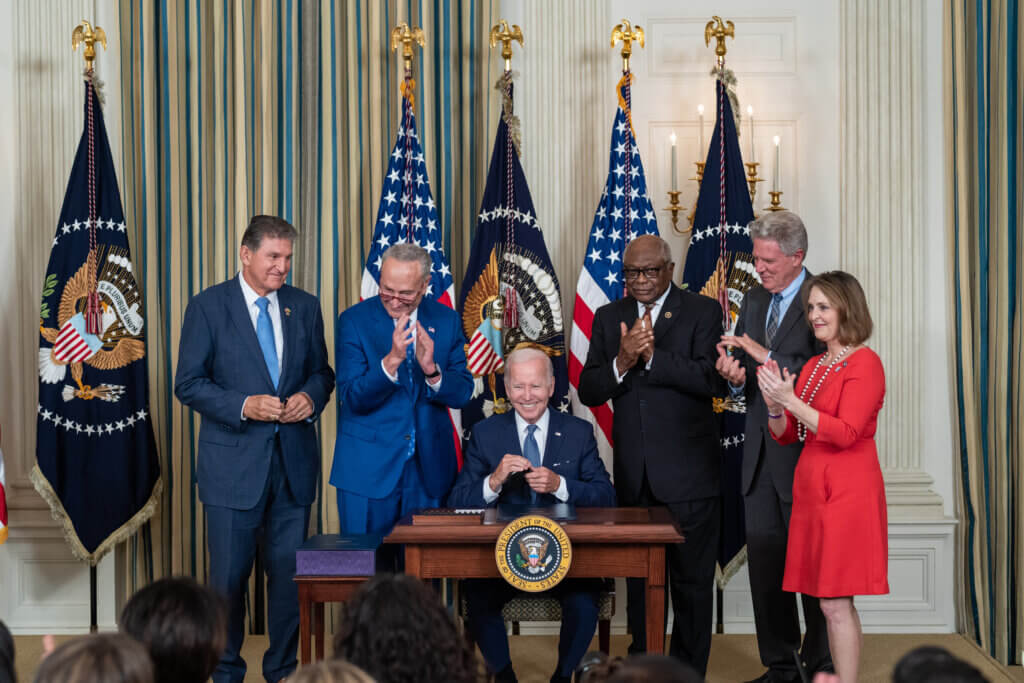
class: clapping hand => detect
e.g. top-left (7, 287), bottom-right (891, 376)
top-left (715, 341), bottom-right (746, 386)
top-left (415, 321), bottom-right (438, 377)
top-left (616, 316), bottom-right (655, 373)
top-left (719, 333), bottom-right (770, 365)
top-left (756, 358), bottom-right (796, 411)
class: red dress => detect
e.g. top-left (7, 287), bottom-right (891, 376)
top-left (773, 347), bottom-right (889, 598)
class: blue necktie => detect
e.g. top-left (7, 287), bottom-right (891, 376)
top-left (255, 297), bottom-right (279, 389)
top-left (765, 293), bottom-right (783, 347)
top-left (404, 325), bottom-right (416, 394)
top-left (524, 424), bottom-right (541, 503)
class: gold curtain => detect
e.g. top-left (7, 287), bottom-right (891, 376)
top-left (116, 0), bottom-right (499, 584)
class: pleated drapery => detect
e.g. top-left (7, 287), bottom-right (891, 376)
top-left (116, 0), bottom-right (499, 587)
top-left (946, 0), bottom-right (1023, 665)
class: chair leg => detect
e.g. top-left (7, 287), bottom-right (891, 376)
top-left (512, 621), bottom-right (520, 636)
top-left (598, 618), bottom-right (610, 655)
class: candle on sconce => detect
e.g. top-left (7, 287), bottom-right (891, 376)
top-left (669, 131), bottom-right (678, 188)
top-left (747, 105), bottom-right (755, 163)
top-left (697, 104), bottom-right (705, 153)
top-left (772, 135), bottom-right (781, 192)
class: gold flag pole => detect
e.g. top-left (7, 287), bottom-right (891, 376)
top-left (72, 20), bottom-right (107, 71)
top-left (610, 19), bottom-right (644, 73)
top-left (391, 22), bottom-right (425, 79)
top-left (489, 20), bottom-right (523, 73)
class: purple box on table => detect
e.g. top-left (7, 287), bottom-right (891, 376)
top-left (296, 534), bottom-right (381, 576)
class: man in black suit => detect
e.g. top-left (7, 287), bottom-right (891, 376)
top-left (716, 211), bottom-right (831, 682)
top-left (578, 234), bottom-right (724, 676)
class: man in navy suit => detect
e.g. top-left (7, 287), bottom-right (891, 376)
top-left (330, 243), bottom-right (473, 538)
top-left (448, 348), bottom-right (616, 683)
top-left (174, 215), bottom-right (334, 683)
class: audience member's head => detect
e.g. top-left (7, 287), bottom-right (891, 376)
top-left (119, 576), bottom-right (226, 683)
top-left (0, 620), bottom-right (14, 683)
top-left (332, 573), bottom-right (477, 683)
top-left (892, 646), bottom-right (989, 683)
top-left (33, 633), bottom-right (153, 683)
top-left (286, 660), bottom-right (377, 683)
top-left (577, 653), bottom-right (703, 683)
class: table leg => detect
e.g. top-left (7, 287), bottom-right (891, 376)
top-left (314, 601), bottom-right (325, 661)
top-left (404, 545), bottom-right (422, 578)
top-left (298, 584), bottom-right (312, 665)
top-left (646, 545), bottom-right (667, 655)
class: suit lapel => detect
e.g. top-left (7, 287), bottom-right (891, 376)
top-left (748, 287), bottom-right (770, 345)
top-left (227, 278), bottom-right (275, 391)
top-left (543, 411), bottom-right (564, 465)
top-left (653, 285), bottom-right (681, 340)
top-left (502, 412), bottom-right (522, 457)
top-left (770, 271), bottom-right (812, 349)
top-left (276, 286), bottom-right (295, 391)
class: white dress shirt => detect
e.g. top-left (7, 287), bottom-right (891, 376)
top-left (483, 408), bottom-right (569, 503)
top-left (238, 272), bottom-right (284, 368)
top-left (613, 285), bottom-right (671, 382)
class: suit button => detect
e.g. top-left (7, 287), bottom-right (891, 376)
top-left (404, 434), bottom-right (411, 440)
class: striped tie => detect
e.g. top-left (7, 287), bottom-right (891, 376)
top-left (765, 293), bottom-right (783, 347)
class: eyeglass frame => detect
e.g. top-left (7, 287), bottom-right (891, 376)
top-left (621, 264), bottom-right (667, 281)
top-left (378, 285), bottom-right (423, 305)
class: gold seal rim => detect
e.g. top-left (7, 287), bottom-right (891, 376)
top-left (495, 514), bottom-right (573, 593)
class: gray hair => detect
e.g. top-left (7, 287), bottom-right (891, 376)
top-left (503, 347), bottom-right (554, 382)
top-left (625, 234), bottom-right (673, 264)
top-left (241, 215), bottom-right (298, 251)
top-left (381, 242), bottom-right (432, 281)
top-left (748, 211), bottom-right (808, 257)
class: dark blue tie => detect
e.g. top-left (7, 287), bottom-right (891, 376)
top-left (765, 293), bottom-right (783, 347)
top-left (404, 326), bottom-right (416, 394)
top-left (523, 424), bottom-right (541, 503)
top-left (255, 297), bottom-right (279, 389)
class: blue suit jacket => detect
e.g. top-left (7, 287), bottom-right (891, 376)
top-left (174, 277), bottom-right (335, 510)
top-left (330, 296), bottom-right (473, 500)
top-left (447, 411), bottom-right (616, 508)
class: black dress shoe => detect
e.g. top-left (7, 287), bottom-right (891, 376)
top-left (744, 671), bottom-right (800, 683)
top-left (494, 664), bottom-right (517, 683)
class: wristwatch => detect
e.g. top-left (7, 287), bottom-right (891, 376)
top-left (424, 367), bottom-right (441, 379)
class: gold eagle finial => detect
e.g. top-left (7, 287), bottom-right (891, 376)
top-left (489, 20), bottom-right (524, 73)
top-left (72, 20), bottom-right (107, 69)
top-left (610, 20), bottom-right (645, 72)
top-left (704, 16), bottom-right (735, 59)
top-left (391, 22), bottom-right (426, 75)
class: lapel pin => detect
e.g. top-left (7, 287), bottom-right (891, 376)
top-left (284, 307), bottom-right (292, 317)
top-left (428, 326), bottom-right (435, 333)
top-left (554, 431), bottom-right (562, 437)
top-left (664, 311), bottom-right (672, 319)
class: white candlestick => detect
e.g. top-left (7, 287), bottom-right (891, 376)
top-left (747, 105), bottom-right (755, 163)
top-left (669, 131), bottom-right (678, 188)
top-left (697, 104), bottom-right (705, 154)
top-left (773, 135), bottom-right (781, 192)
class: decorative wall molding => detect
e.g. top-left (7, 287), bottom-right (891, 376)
top-left (647, 16), bottom-right (798, 77)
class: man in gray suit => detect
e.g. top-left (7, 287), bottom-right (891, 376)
top-left (716, 211), bottom-right (831, 683)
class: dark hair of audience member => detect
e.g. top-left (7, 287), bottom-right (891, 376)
top-left (119, 576), bottom-right (226, 683)
top-left (33, 633), bottom-right (154, 683)
top-left (0, 620), bottom-right (14, 683)
top-left (332, 573), bottom-right (477, 683)
top-left (892, 646), bottom-right (989, 683)
top-left (577, 652), bottom-right (703, 683)
top-left (286, 659), bottom-right (376, 683)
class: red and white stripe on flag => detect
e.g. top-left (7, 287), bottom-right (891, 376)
top-left (467, 330), bottom-right (504, 377)
top-left (569, 268), bottom-right (616, 473)
top-left (0, 429), bottom-right (8, 544)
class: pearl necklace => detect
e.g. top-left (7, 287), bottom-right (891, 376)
top-left (797, 344), bottom-right (852, 442)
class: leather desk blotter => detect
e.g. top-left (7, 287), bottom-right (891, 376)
top-left (296, 534), bottom-right (381, 576)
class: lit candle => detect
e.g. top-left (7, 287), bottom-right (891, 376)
top-left (697, 104), bottom-right (705, 153)
top-left (747, 105), bottom-right (755, 163)
top-left (772, 135), bottom-right (781, 192)
top-left (669, 131), bottom-right (678, 188)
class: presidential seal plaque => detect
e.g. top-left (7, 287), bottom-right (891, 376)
top-left (495, 515), bottom-right (572, 592)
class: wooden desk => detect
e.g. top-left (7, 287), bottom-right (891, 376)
top-left (384, 507), bottom-right (684, 655)
top-left (294, 576), bottom-right (367, 664)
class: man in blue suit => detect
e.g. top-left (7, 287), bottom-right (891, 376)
top-left (174, 215), bottom-right (334, 683)
top-left (448, 348), bottom-right (616, 683)
top-left (330, 243), bottom-right (473, 538)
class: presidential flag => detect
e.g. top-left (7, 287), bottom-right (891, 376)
top-left (361, 81), bottom-right (462, 460)
top-left (33, 74), bottom-right (160, 564)
top-left (569, 73), bottom-right (660, 465)
top-left (683, 71), bottom-right (758, 585)
top-left (458, 74), bottom-right (569, 434)
top-left (0, 423), bottom-right (7, 545)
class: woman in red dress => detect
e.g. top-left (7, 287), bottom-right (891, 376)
top-left (756, 271), bottom-right (887, 683)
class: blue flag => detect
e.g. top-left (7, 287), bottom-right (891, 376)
top-left (683, 75), bottom-right (758, 585)
top-left (33, 76), bottom-right (160, 564)
top-left (458, 76), bottom-right (569, 434)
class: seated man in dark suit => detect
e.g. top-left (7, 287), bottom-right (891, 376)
top-left (448, 347), bottom-right (616, 683)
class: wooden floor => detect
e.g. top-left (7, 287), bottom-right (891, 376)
top-left (13, 632), bottom-right (1023, 682)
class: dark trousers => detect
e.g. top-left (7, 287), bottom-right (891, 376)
top-left (745, 448), bottom-right (831, 677)
top-left (624, 473), bottom-right (719, 677)
top-left (206, 441), bottom-right (310, 683)
top-left (463, 578), bottom-right (603, 681)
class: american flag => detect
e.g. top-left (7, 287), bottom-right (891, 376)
top-left (0, 423), bottom-right (7, 544)
top-left (569, 74), bottom-right (660, 464)
top-left (361, 92), bottom-right (455, 307)
top-left (361, 85), bottom-right (462, 462)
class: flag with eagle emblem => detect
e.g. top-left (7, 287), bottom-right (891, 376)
top-left (33, 74), bottom-right (160, 565)
top-left (683, 69), bottom-right (757, 585)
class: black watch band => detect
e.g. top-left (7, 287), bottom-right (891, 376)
top-left (424, 368), bottom-right (441, 379)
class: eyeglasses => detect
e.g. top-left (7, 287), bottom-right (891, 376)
top-left (379, 287), bottom-right (420, 305)
top-left (622, 265), bottom-right (665, 281)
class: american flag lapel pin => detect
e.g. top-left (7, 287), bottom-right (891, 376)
top-left (428, 326), bottom-right (435, 333)
top-left (284, 307), bottom-right (292, 317)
